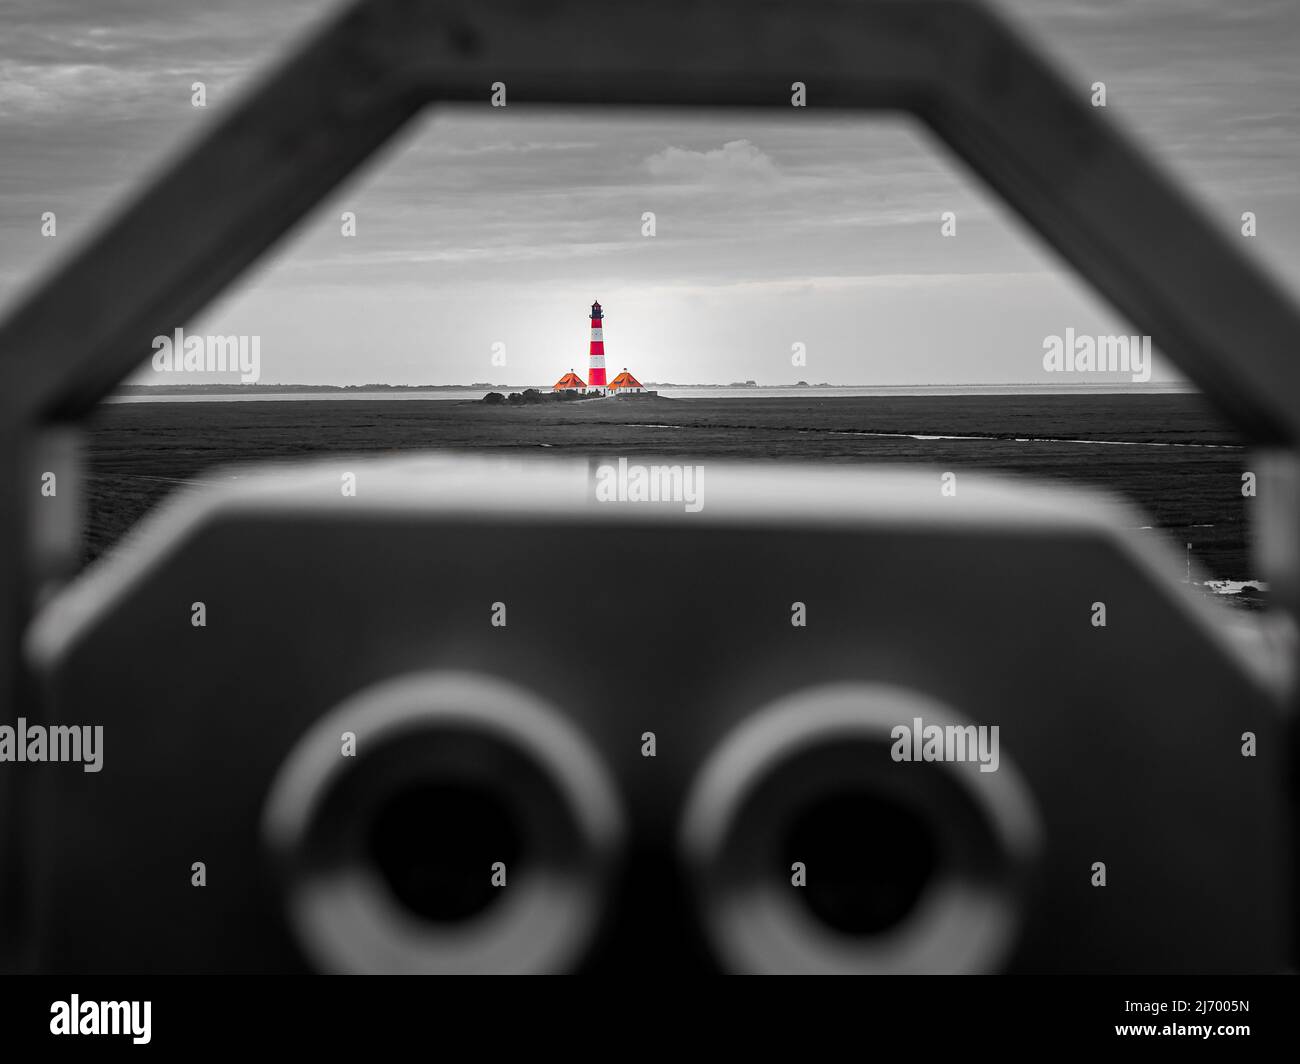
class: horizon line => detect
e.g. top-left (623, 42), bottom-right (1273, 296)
top-left (116, 380), bottom-right (1196, 391)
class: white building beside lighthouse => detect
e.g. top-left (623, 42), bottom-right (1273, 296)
top-left (607, 368), bottom-right (645, 394)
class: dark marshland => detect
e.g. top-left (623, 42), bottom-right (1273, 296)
top-left (82, 391), bottom-right (1259, 601)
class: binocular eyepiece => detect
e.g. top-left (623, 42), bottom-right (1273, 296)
top-left (264, 673), bottom-right (1041, 973)
top-left (262, 672), bottom-right (624, 974)
top-left (680, 684), bottom-right (1043, 974)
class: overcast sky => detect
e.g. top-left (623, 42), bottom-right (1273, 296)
top-left (1, 0), bottom-right (1298, 387)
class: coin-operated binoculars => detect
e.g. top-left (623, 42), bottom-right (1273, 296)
top-left (19, 457), bottom-right (1289, 972)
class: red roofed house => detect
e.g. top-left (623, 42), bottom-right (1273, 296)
top-left (552, 370), bottom-right (586, 392)
top-left (607, 368), bottom-right (645, 394)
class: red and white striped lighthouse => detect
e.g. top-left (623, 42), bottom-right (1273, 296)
top-left (587, 301), bottom-right (607, 392)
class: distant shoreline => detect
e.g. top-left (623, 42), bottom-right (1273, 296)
top-left (116, 381), bottom-right (1194, 393)
top-left (110, 381), bottom-right (1197, 403)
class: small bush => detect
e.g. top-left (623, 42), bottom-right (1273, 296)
top-left (482, 391), bottom-right (506, 405)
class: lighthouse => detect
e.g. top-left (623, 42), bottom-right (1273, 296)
top-left (551, 300), bottom-right (652, 397)
top-left (587, 301), bottom-right (607, 393)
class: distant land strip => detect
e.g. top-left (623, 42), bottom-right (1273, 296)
top-left (114, 381), bottom-right (1195, 394)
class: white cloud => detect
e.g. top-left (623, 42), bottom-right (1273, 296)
top-left (644, 139), bottom-right (778, 183)
top-left (0, 58), bottom-right (245, 119)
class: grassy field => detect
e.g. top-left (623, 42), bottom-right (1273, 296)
top-left (84, 392), bottom-right (1257, 592)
